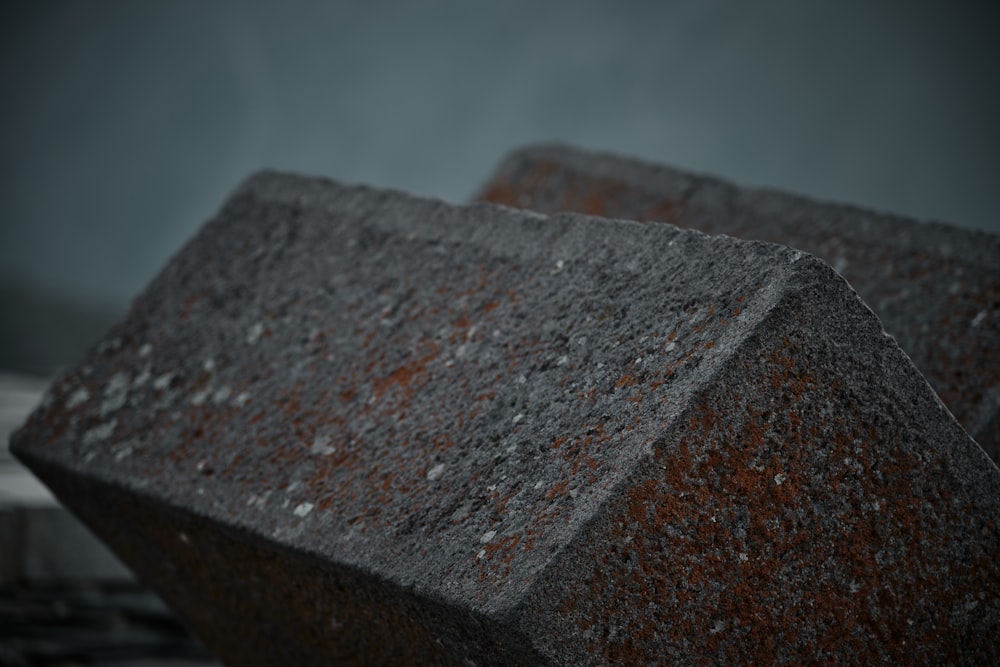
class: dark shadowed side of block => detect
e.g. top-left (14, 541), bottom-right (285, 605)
top-left (11, 173), bottom-right (1000, 664)
top-left (475, 144), bottom-right (1000, 462)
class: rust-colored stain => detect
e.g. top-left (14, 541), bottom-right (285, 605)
top-left (371, 344), bottom-right (440, 400)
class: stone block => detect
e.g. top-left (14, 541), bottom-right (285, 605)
top-left (11, 173), bottom-right (1000, 664)
top-left (476, 144), bottom-right (1000, 460)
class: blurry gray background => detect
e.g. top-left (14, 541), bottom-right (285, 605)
top-left (2, 0), bottom-right (998, 376)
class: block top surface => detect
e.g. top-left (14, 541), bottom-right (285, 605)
top-left (13, 171), bottom-right (820, 613)
top-left (476, 143), bottom-right (1000, 457)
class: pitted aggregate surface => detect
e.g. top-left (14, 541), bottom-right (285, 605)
top-left (476, 144), bottom-right (1000, 461)
top-left (11, 172), bottom-right (1000, 665)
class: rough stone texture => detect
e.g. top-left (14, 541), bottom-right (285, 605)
top-left (11, 173), bottom-right (1000, 665)
top-left (476, 144), bottom-right (1000, 461)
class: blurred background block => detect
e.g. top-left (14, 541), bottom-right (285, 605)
top-left (2, 0), bottom-right (998, 378)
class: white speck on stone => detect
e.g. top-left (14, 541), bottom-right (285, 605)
top-left (427, 463), bottom-right (446, 481)
top-left (114, 446), bottom-right (133, 462)
top-left (476, 549), bottom-right (486, 559)
top-left (506, 444), bottom-right (517, 454)
top-left (179, 532), bottom-right (190, 544)
top-left (233, 392), bottom-right (251, 407)
top-left (907, 618), bottom-right (914, 626)
top-left (709, 620), bottom-right (725, 634)
top-left (596, 362), bottom-right (604, 369)
top-left (849, 580), bottom-right (861, 594)
top-left (83, 419), bottom-right (117, 446)
top-left (246, 322), bottom-right (264, 345)
top-left (512, 413), bottom-right (524, 424)
top-left (480, 530), bottom-right (497, 543)
top-left (133, 369), bottom-right (151, 387)
top-left (551, 259), bottom-right (564, 274)
top-left (774, 473), bottom-right (786, 486)
top-left (790, 250), bottom-right (803, 263)
top-left (139, 343), bottom-right (154, 357)
top-left (101, 372), bottom-right (130, 414)
top-left (872, 499), bottom-right (881, 512)
top-left (190, 390), bottom-right (210, 406)
top-left (517, 375), bottom-right (526, 384)
top-left (534, 480), bottom-right (544, 490)
top-left (311, 435), bottom-right (337, 456)
top-left (738, 552), bottom-right (749, 563)
top-left (153, 373), bottom-right (174, 391)
top-left (246, 491), bottom-right (271, 508)
top-left (971, 310), bottom-right (987, 327)
top-left (294, 502), bottom-right (314, 517)
top-left (66, 387), bottom-right (90, 409)
top-left (203, 357), bottom-right (216, 372)
top-left (557, 355), bottom-right (568, 366)
top-left (212, 386), bottom-right (232, 404)
top-left (664, 341), bottom-right (676, 352)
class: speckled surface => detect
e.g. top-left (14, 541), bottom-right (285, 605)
top-left (476, 144), bottom-right (1000, 462)
top-left (11, 173), bottom-right (1000, 664)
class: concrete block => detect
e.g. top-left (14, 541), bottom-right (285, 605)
top-left (476, 144), bottom-right (1000, 460)
top-left (11, 173), bottom-right (1000, 664)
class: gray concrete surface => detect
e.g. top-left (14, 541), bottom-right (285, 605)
top-left (12, 174), bottom-right (999, 664)
top-left (477, 143), bottom-right (1000, 460)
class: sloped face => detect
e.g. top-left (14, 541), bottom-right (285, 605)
top-left (12, 174), bottom-right (798, 618)
top-left (517, 280), bottom-right (1000, 665)
top-left (476, 145), bottom-right (1000, 459)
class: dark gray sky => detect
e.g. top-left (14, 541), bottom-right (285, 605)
top-left (2, 0), bottom-right (998, 312)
